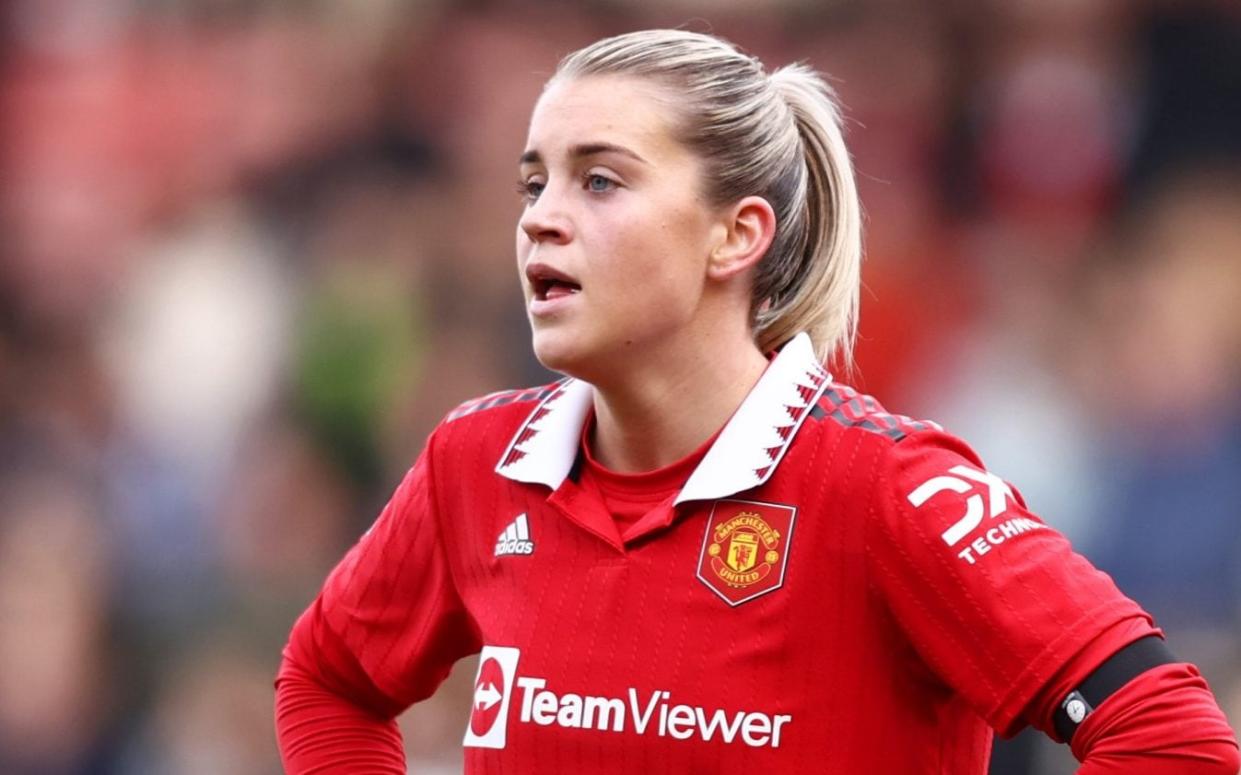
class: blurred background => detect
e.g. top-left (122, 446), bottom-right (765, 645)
top-left (1, 0), bottom-right (1238, 772)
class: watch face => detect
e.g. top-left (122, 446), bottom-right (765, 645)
top-left (1066, 697), bottom-right (1087, 723)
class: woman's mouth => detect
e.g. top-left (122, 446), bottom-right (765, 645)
top-left (535, 278), bottom-right (581, 301)
top-left (526, 262), bottom-right (582, 306)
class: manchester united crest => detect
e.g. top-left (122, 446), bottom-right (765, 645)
top-left (697, 499), bottom-right (796, 606)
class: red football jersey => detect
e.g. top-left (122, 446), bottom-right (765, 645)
top-left (302, 333), bottom-right (1157, 773)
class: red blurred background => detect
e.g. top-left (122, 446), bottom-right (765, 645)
top-left (1, 1), bottom-right (1238, 772)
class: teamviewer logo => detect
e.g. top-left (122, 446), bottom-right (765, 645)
top-left (463, 646), bottom-right (521, 749)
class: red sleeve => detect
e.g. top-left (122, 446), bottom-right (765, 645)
top-left (1019, 625), bottom-right (1240, 772)
top-left (275, 636), bottom-right (406, 773)
top-left (275, 433), bottom-right (481, 771)
top-left (867, 429), bottom-right (1157, 735)
top-left (1066, 662), bottom-right (1240, 773)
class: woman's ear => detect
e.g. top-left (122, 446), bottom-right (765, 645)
top-left (706, 196), bottom-right (777, 282)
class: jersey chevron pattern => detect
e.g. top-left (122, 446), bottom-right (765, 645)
top-left (309, 333), bottom-right (1156, 774)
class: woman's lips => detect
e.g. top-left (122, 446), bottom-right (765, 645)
top-left (529, 284), bottom-right (579, 316)
top-left (526, 261), bottom-right (581, 314)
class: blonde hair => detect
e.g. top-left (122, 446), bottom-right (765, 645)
top-left (555, 29), bottom-right (862, 367)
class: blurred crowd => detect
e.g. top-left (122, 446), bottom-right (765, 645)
top-left (1, 1), bottom-right (1238, 773)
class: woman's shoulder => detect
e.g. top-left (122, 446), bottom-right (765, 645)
top-left (442, 379), bottom-right (568, 426)
top-left (807, 382), bottom-right (996, 484)
top-left (426, 378), bottom-right (576, 462)
top-left (813, 382), bottom-right (945, 445)
top-left (810, 383), bottom-right (1020, 518)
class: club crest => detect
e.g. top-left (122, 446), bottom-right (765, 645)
top-left (697, 499), bottom-right (796, 606)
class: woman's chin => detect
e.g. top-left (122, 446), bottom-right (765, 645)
top-left (531, 331), bottom-right (595, 379)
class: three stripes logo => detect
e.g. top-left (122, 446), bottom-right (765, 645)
top-left (495, 513), bottom-right (535, 557)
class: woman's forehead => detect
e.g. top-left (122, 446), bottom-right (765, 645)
top-left (523, 75), bottom-right (682, 162)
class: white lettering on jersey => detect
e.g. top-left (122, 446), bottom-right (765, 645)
top-left (954, 517), bottom-right (1047, 565)
top-left (495, 513), bottom-right (535, 557)
top-left (464, 647), bottom-right (792, 750)
top-left (907, 465), bottom-right (1020, 556)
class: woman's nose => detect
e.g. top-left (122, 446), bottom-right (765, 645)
top-left (519, 190), bottom-right (572, 245)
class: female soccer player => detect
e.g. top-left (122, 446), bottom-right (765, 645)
top-left (275, 30), bottom-right (1240, 773)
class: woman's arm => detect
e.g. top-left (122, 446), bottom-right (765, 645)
top-left (1024, 633), bottom-right (1239, 774)
top-left (276, 609), bottom-right (406, 773)
top-left (868, 428), bottom-right (1240, 769)
top-left (1067, 661), bottom-right (1240, 773)
top-left (274, 434), bottom-right (480, 772)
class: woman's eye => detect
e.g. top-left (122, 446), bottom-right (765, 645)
top-left (516, 179), bottom-right (545, 200)
top-left (586, 174), bottom-right (614, 192)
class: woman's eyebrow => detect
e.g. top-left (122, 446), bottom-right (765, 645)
top-left (519, 142), bottom-right (650, 166)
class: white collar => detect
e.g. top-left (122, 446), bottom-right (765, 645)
top-left (494, 333), bottom-right (830, 504)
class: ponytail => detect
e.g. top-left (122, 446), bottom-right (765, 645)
top-left (757, 66), bottom-right (862, 368)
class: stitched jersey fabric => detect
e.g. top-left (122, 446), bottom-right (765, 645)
top-left (286, 333), bottom-right (1160, 773)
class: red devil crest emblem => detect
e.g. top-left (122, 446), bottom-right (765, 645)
top-left (697, 499), bottom-right (796, 606)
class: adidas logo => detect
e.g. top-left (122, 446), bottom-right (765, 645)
top-left (495, 513), bottom-right (535, 557)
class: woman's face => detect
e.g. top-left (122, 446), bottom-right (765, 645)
top-left (516, 75), bottom-right (724, 379)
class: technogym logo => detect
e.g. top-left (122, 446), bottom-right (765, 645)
top-left (463, 646), bottom-right (793, 750)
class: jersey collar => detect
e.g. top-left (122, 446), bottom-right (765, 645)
top-left (495, 333), bottom-right (830, 504)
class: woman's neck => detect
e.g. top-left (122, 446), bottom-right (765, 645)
top-left (588, 335), bottom-right (769, 473)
